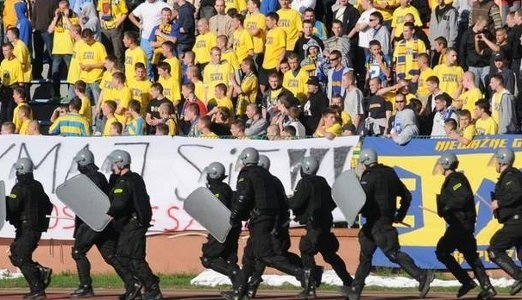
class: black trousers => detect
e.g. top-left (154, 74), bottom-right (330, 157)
top-left (352, 221), bottom-right (423, 291)
top-left (72, 223), bottom-right (126, 287)
top-left (300, 225), bottom-right (352, 286)
top-left (488, 221), bottom-right (522, 280)
top-left (436, 225), bottom-right (485, 285)
top-left (9, 225), bottom-right (44, 293)
top-left (201, 225), bottom-right (241, 276)
top-left (114, 219), bottom-right (159, 291)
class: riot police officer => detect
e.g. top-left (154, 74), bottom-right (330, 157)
top-left (6, 158), bottom-right (53, 300)
top-left (487, 148), bottom-right (522, 296)
top-left (245, 155), bottom-right (304, 298)
top-left (102, 150), bottom-right (162, 300)
top-left (69, 149), bottom-right (133, 298)
top-left (200, 162), bottom-right (242, 286)
top-left (222, 148), bottom-right (312, 300)
top-left (433, 153), bottom-right (496, 299)
top-left (344, 149), bottom-right (433, 300)
top-left (289, 156), bottom-right (353, 298)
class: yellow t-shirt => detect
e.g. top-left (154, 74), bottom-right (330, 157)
top-left (0, 57), bottom-right (24, 86)
top-left (13, 102), bottom-right (32, 132)
top-left (374, 0), bottom-right (398, 21)
top-left (201, 132), bottom-right (218, 138)
top-left (232, 28), bottom-right (254, 63)
top-left (341, 111), bottom-right (352, 127)
top-left (221, 49), bottom-right (240, 71)
top-left (97, 0), bottom-right (128, 30)
top-left (128, 78), bottom-right (152, 112)
top-left (124, 47), bottom-right (148, 82)
top-left (79, 94), bottom-right (92, 125)
top-left (244, 12), bottom-right (266, 54)
top-left (18, 119), bottom-right (30, 135)
top-left (416, 67), bottom-right (434, 97)
top-left (224, 0), bottom-right (246, 12)
top-left (78, 41), bottom-right (108, 83)
top-left (165, 118), bottom-right (177, 135)
top-left (164, 57), bottom-right (181, 83)
top-left (203, 61), bottom-right (232, 101)
top-left (193, 32), bottom-right (217, 65)
top-left (461, 124), bottom-right (476, 141)
top-left (102, 86), bottom-right (132, 124)
top-left (276, 8), bottom-right (302, 50)
top-left (433, 64), bottom-right (463, 98)
top-left (263, 27), bottom-right (286, 69)
top-left (214, 96), bottom-right (234, 112)
top-left (67, 40), bottom-right (84, 84)
top-left (392, 39), bottom-right (426, 80)
top-left (13, 40), bottom-right (31, 82)
top-left (103, 116), bottom-right (119, 136)
top-left (100, 69), bottom-right (116, 91)
top-left (491, 90), bottom-right (507, 126)
top-left (193, 80), bottom-right (206, 104)
top-left (52, 14), bottom-right (79, 54)
top-left (458, 87), bottom-right (483, 112)
top-left (475, 117), bottom-right (498, 135)
top-left (391, 6), bottom-right (422, 37)
top-left (316, 123), bottom-right (342, 137)
top-left (158, 75), bottom-right (181, 104)
top-left (283, 69), bottom-right (309, 104)
top-left (237, 72), bottom-right (258, 116)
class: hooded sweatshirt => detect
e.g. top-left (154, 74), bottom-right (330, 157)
top-left (15, 1), bottom-right (32, 50)
top-left (80, 2), bottom-right (101, 40)
top-left (392, 108), bottom-right (419, 145)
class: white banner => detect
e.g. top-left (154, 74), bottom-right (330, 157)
top-left (0, 135), bottom-right (360, 240)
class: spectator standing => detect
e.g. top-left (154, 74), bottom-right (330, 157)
top-left (459, 16), bottom-right (492, 89)
top-left (174, 0), bottom-right (196, 55)
top-left (32, 0), bottom-right (59, 79)
top-left (489, 74), bottom-right (519, 133)
top-left (245, 0), bottom-right (266, 69)
top-left (97, 0), bottom-right (127, 67)
top-left (209, 0), bottom-right (234, 46)
top-left (276, 0), bottom-right (303, 51)
top-left (429, 0), bottom-right (458, 50)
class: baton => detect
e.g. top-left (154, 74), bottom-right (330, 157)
top-left (398, 222), bottom-right (412, 228)
top-left (46, 215), bottom-right (74, 220)
top-left (474, 194), bottom-right (492, 208)
top-left (418, 205), bottom-right (438, 215)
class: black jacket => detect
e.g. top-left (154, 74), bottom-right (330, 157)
top-left (177, 2), bottom-right (196, 45)
top-left (360, 164), bottom-right (411, 224)
top-left (437, 171), bottom-right (476, 231)
top-left (493, 166), bottom-right (522, 223)
top-left (289, 175), bottom-right (336, 228)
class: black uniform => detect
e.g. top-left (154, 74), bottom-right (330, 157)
top-left (245, 175), bottom-right (302, 296)
top-left (487, 167), bottom-right (522, 282)
top-left (71, 164), bottom-right (128, 293)
top-left (352, 164), bottom-right (429, 294)
top-left (435, 171), bottom-right (493, 291)
top-left (289, 174), bottom-right (353, 288)
top-left (107, 171), bottom-right (161, 298)
top-left (229, 165), bottom-right (310, 297)
top-left (6, 173), bottom-right (53, 296)
top-left (200, 178), bottom-right (241, 281)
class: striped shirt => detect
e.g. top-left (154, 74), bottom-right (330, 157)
top-left (49, 113), bottom-right (91, 136)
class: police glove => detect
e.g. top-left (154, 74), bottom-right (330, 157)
top-left (394, 212), bottom-right (406, 223)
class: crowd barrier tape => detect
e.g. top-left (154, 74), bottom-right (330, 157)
top-left (364, 135), bottom-right (522, 269)
top-left (0, 135), bottom-right (359, 240)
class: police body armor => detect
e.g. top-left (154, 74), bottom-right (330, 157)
top-left (493, 167), bottom-right (522, 223)
top-left (6, 174), bottom-right (53, 232)
top-left (437, 172), bottom-right (476, 231)
top-left (292, 175), bottom-right (336, 227)
top-left (108, 171), bottom-right (152, 228)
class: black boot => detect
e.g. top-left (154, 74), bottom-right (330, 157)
top-left (221, 285), bottom-right (247, 300)
top-left (472, 261), bottom-right (497, 299)
top-left (70, 285), bottom-right (94, 298)
top-left (23, 291), bottom-right (46, 300)
top-left (125, 282), bottom-right (143, 300)
top-left (418, 269), bottom-right (434, 298)
top-left (143, 284), bottom-right (163, 300)
top-left (511, 280), bottom-right (522, 296)
top-left (246, 276), bottom-right (262, 298)
top-left (37, 265), bottom-right (52, 289)
top-left (477, 286), bottom-right (497, 300)
top-left (296, 269), bottom-right (313, 299)
top-left (118, 291), bottom-right (142, 300)
top-left (341, 285), bottom-right (361, 300)
top-left (312, 266), bottom-right (324, 288)
top-left (457, 280), bottom-right (477, 298)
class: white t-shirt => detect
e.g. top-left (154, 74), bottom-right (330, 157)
top-left (131, 0), bottom-right (171, 39)
top-left (291, 0), bottom-right (317, 13)
top-left (357, 8), bottom-right (376, 48)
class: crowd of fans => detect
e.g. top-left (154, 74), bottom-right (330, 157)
top-left (0, 0), bottom-right (520, 145)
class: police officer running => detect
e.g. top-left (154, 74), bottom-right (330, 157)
top-left (244, 155), bottom-right (304, 298)
top-left (102, 150), bottom-right (162, 300)
top-left (222, 148), bottom-right (312, 300)
top-left (433, 153), bottom-right (496, 299)
top-left (6, 158), bottom-right (53, 300)
top-left (69, 149), bottom-right (132, 298)
top-left (200, 162), bottom-right (242, 287)
top-left (289, 156), bottom-right (353, 298)
top-left (487, 148), bottom-right (522, 296)
top-left (344, 149), bottom-right (434, 300)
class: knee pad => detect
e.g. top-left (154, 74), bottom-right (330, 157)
top-left (71, 247), bottom-right (85, 261)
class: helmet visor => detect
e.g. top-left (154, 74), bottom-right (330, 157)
top-left (198, 167), bottom-right (210, 185)
top-left (8, 163), bottom-right (18, 179)
top-left (68, 158), bottom-right (80, 176)
top-left (432, 159), bottom-right (444, 175)
top-left (487, 154), bottom-right (498, 168)
top-left (101, 156), bottom-right (114, 174)
top-left (234, 156), bottom-right (244, 172)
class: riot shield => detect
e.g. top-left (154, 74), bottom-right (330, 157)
top-left (56, 174), bottom-right (112, 232)
top-left (0, 181), bottom-right (5, 230)
top-left (184, 187), bottom-right (232, 243)
top-left (332, 170), bottom-right (366, 226)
